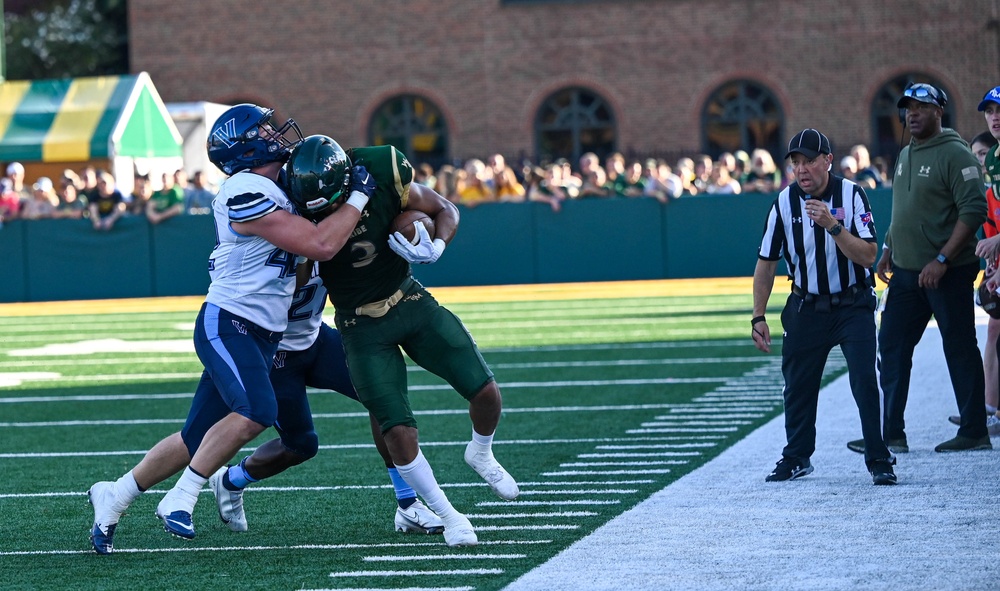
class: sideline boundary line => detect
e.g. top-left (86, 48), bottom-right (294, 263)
top-left (0, 277), bottom-right (766, 317)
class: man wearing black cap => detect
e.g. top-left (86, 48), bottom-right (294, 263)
top-left (752, 128), bottom-right (896, 485)
top-left (847, 83), bottom-right (990, 454)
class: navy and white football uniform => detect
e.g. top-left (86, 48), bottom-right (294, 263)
top-left (180, 171), bottom-right (299, 455)
top-left (268, 267), bottom-right (357, 457)
top-left (206, 171), bottom-right (300, 332)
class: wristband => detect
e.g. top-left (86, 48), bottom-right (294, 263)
top-left (751, 316), bottom-right (766, 326)
top-left (432, 238), bottom-right (447, 256)
top-left (345, 191), bottom-right (369, 213)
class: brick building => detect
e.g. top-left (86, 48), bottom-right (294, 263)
top-left (128, 0), bottom-right (999, 170)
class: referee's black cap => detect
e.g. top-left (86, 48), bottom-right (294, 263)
top-left (785, 128), bottom-right (831, 160)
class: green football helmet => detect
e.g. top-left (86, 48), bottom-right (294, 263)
top-left (285, 134), bottom-right (352, 221)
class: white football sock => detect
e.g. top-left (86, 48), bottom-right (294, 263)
top-left (395, 450), bottom-right (461, 521)
top-left (114, 470), bottom-right (142, 508)
top-left (169, 466), bottom-right (208, 512)
top-left (471, 429), bottom-right (494, 448)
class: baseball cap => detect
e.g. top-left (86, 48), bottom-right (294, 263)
top-left (896, 83), bottom-right (948, 109)
top-left (978, 85), bottom-right (1000, 111)
top-left (33, 177), bottom-right (53, 192)
top-left (6, 162), bottom-right (24, 176)
top-left (785, 128), bottom-right (831, 160)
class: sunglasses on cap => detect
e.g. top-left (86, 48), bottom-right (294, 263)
top-left (900, 84), bottom-right (947, 107)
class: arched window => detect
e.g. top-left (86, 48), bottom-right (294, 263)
top-left (534, 87), bottom-right (616, 165)
top-left (701, 80), bottom-right (784, 160)
top-left (368, 94), bottom-right (448, 168)
top-left (870, 74), bottom-right (955, 166)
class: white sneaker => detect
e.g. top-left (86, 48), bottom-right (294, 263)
top-left (988, 415), bottom-right (1000, 437)
top-left (88, 481), bottom-right (124, 555)
top-left (394, 499), bottom-right (444, 534)
top-left (443, 513), bottom-right (478, 547)
top-left (209, 466), bottom-right (247, 532)
top-left (464, 441), bottom-right (519, 500)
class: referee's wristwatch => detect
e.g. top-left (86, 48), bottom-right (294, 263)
top-left (936, 253), bottom-right (949, 265)
top-left (827, 223), bottom-right (843, 236)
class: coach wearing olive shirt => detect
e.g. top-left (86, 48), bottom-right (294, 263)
top-left (752, 128), bottom-right (896, 486)
top-left (848, 83), bottom-right (990, 455)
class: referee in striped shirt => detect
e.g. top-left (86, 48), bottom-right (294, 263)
top-left (751, 128), bottom-right (896, 485)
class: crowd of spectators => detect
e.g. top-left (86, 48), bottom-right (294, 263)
top-left (0, 144), bottom-right (893, 226)
top-left (0, 162), bottom-right (220, 228)
top-left (416, 146), bottom-right (892, 211)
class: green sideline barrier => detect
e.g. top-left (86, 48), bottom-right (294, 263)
top-left (22, 216), bottom-right (154, 302)
top-left (0, 220), bottom-right (27, 302)
top-left (149, 217), bottom-right (217, 297)
top-left (535, 197), bottom-right (665, 282)
top-left (0, 189), bottom-right (896, 302)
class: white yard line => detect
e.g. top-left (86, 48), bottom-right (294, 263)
top-left (0, 540), bottom-right (550, 557)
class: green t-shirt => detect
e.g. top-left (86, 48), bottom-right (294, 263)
top-left (986, 144), bottom-right (1000, 199)
top-left (318, 145), bottom-right (415, 310)
top-left (151, 185), bottom-right (184, 213)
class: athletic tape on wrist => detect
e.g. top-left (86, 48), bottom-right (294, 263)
top-left (345, 191), bottom-right (369, 213)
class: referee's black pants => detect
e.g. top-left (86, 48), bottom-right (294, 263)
top-left (780, 287), bottom-right (891, 464)
top-left (878, 263), bottom-right (987, 441)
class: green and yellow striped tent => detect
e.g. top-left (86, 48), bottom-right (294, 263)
top-left (0, 72), bottom-right (182, 166)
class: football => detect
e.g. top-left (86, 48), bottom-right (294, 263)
top-left (391, 210), bottom-right (435, 245)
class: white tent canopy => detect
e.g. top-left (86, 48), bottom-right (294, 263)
top-left (166, 101), bottom-right (231, 187)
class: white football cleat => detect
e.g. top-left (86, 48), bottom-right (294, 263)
top-left (155, 489), bottom-right (196, 540)
top-left (464, 441), bottom-right (519, 500)
top-left (88, 481), bottom-right (123, 555)
top-left (443, 513), bottom-right (478, 547)
top-left (395, 499), bottom-right (444, 534)
top-left (209, 466), bottom-right (247, 532)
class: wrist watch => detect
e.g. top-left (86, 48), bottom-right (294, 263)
top-left (827, 223), bottom-right (843, 236)
top-left (936, 253), bottom-right (949, 265)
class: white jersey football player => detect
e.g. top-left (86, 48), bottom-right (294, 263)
top-left (203, 171), bottom-right (303, 332)
top-left (87, 103), bottom-right (375, 553)
top-left (208, 267), bottom-right (444, 536)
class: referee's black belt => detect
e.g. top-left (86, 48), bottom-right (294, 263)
top-left (791, 283), bottom-right (861, 311)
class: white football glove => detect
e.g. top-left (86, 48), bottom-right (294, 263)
top-left (387, 220), bottom-right (446, 264)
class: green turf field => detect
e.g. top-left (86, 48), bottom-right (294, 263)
top-left (0, 282), bottom-right (848, 591)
